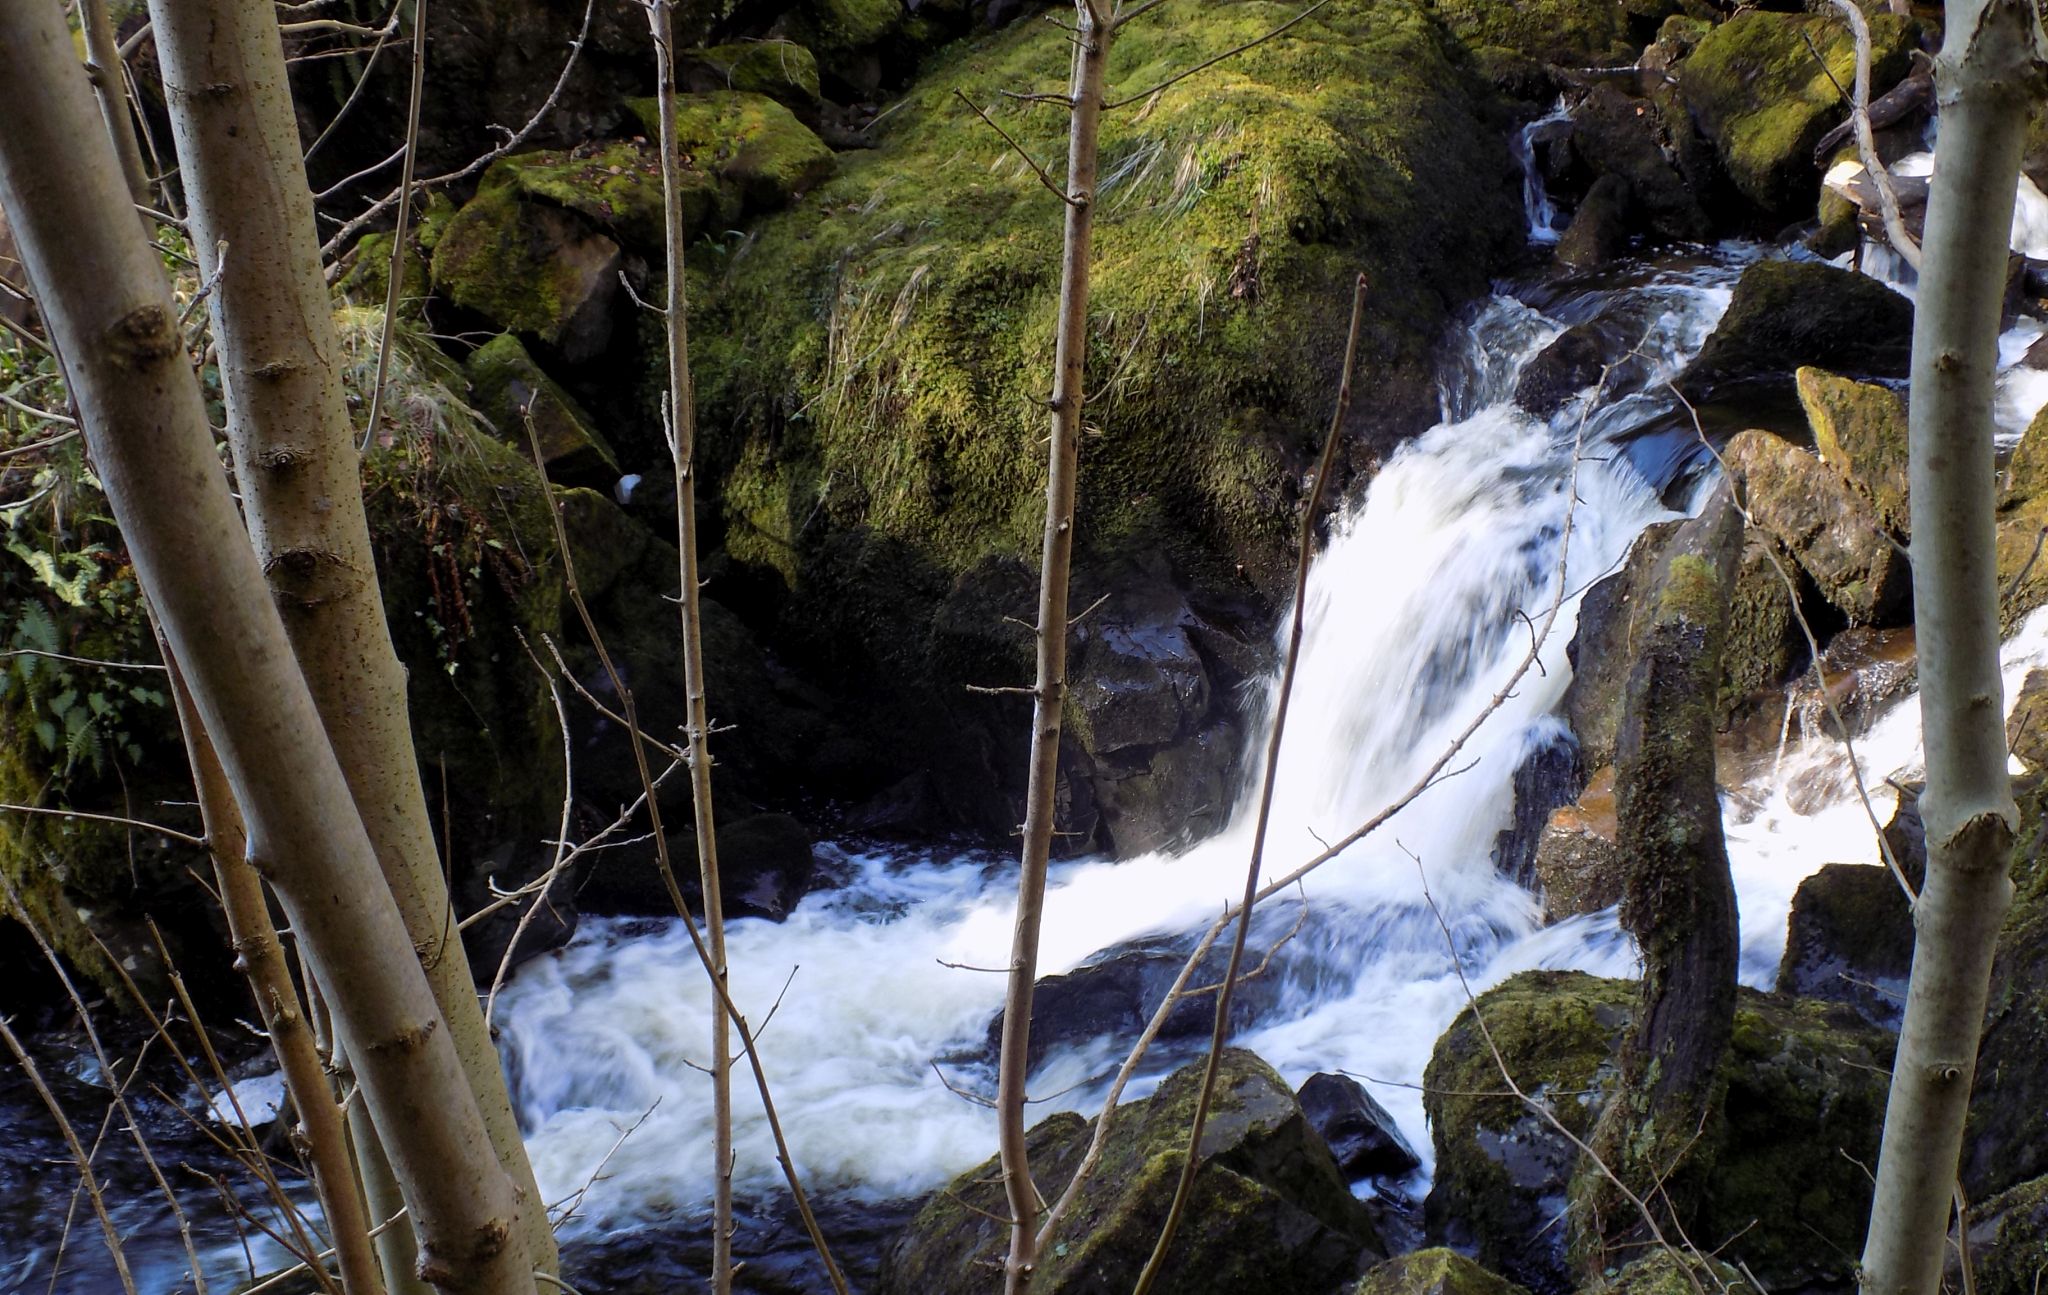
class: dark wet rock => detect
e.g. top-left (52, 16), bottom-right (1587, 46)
top-left (1353, 1248), bottom-right (1530, 1295)
top-left (1492, 730), bottom-right (1586, 889)
top-left (1532, 766), bottom-right (1625, 920)
top-left (1677, 10), bottom-right (1919, 220)
top-left (1514, 323), bottom-right (1607, 418)
top-left (984, 935), bottom-right (1285, 1075)
top-left (1724, 427), bottom-right (1911, 627)
top-left (1676, 260), bottom-right (1914, 403)
top-left (1965, 773), bottom-right (2048, 1199)
top-left (1787, 624), bottom-right (1918, 743)
top-left (879, 1049), bottom-right (1384, 1295)
top-left (577, 812), bottom-right (817, 921)
top-left (1556, 173), bottom-right (1634, 270)
top-left (1423, 0), bottom-right (1685, 67)
top-left (1425, 970), bottom-right (1892, 1295)
top-left (1562, 83), bottom-right (1712, 243)
top-left (465, 334), bottom-right (620, 488)
top-left (1299, 1072), bottom-right (1422, 1180)
top-left (1798, 366), bottom-right (1911, 534)
top-left (1775, 862), bottom-right (1913, 1030)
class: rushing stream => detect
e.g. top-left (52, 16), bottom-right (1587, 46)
top-left (9, 118), bottom-right (2048, 1295)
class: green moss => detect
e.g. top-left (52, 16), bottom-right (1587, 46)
top-left (690, 40), bottom-right (823, 108)
top-left (1423, 0), bottom-right (1684, 67)
top-left (1971, 1174), bottom-right (2048, 1295)
top-left (429, 183), bottom-right (622, 346)
top-left (1591, 1252), bottom-right (1756, 1295)
top-left (492, 142), bottom-right (711, 252)
top-left (1680, 12), bottom-right (1917, 216)
top-left (687, 0), bottom-right (1520, 602)
top-left (1798, 366), bottom-right (1909, 533)
top-left (626, 91), bottom-right (835, 217)
top-left (787, 0), bottom-right (902, 57)
top-left (1353, 1248), bottom-right (1530, 1295)
top-left (464, 333), bottom-right (621, 482)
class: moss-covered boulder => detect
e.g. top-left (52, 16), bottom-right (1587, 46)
top-left (1423, 0), bottom-right (1688, 68)
top-left (1798, 365), bottom-right (1910, 534)
top-left (681, 40), bottom-right (823, 114)
top-left (1723, 427), bottom-right (1910, 627)
top-left (1965, 773), bottom-right (2048, 1199)
top-left (430, 184), bottom-right (624, 362)
top-left (1355, 1248), bottom-right (1529, 1295)
top-left (1722, 532), bottom-right (1809, 701)
top-left (464, 333), bottom-right (620, 487)
top-left (1559, 83), bottom-right (1712, 243)
top-left (686, 0), bottom-right (1522, 843)
top-left (627, 90), bottom-right (835, 216)
top-left (1963, 1174), bottom-right (2048, 1295)
top-left (879, 1049), bottom-right (1383, 1294)
top-left (1424, 971), bottom-right (1893, 1295)
top-left (1582, 1252), bottom-right (1757, 1295)
top-left (1677, 10), bottom-right (1918, 220)
top-left (1556, 173), bottom-right (1633, 270)
top-left (1677, 260), bottom-right (1913, 403)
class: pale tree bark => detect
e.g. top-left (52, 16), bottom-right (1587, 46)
top-left (142, 0), bottom-right (557, 1285)
top-left (998, 4), bottom-right (1109, 1290)
top-left (79, 0), bottom-right (152, 209)
top-left (161, 649), bottom-right (387, 1295)
top-left (1862, 3), bottom-right (2047, 1293)
top-left (645, 2), bottom-right (734, 1287)
top-left (0, 8), bottom-right (536, 1294)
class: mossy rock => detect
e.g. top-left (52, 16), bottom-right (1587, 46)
top-left (1563, 83), bottom-right (1713, 243)
top-left (1965, 1173), bottom-right (2048, 1295)
top-left (692, 0), bottom-right (1519, 598)
top-left (1422, 0), bottom-right (1688, 68)
top-left (1966, 774), bottom-right (2048, 1198)
top-left (1678, 10), bottom-right (1917, 219)
top-left (626, 90), bottom-right (835, 218)
top-left (1798, 365), bottom-right (1909, 534)
top-left (333, 193), bottom-right (455, 315)
top-left (1677, 259), bottom-right (1913, 403)
top-left (1722, 531), bottom-right (1808, 703)
top-left (429, 183), bottom-right (624, 361)
top-left (1356, 1248), bottom-right (1530, 1295)
top-left (878, 1049), bottom-right (1383, 1294)
top-left (1724, 427), bottom-right (1910, 627)
top-left (1581, 1252), bottom-right (1756, 1295)
top-left (778, 0), bottom-right (903, 60)
top-left (1424, 971), bottom-right (1892, 1295)
top-left (464, 333), bottom-right (621, 486)
top-left (682, 41), bottom-right (823, 111)
top-left (490, 141), bottom-right (710, 253)
top-left (1994, 406), bottom-right (2048, 626)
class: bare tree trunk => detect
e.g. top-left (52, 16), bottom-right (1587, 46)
top-left (998, 5), bottom-right (1109, 1291)
top-left (644, 3), bottom-right (734, 1287)
top-left (78, 0), bottom-right (151, 210)
top-left (1861, 4), bottom-right (2046, 1292)
top-left (0, 9), bottom-right (536, 1293)
top-left (162, 650), bottom-right (387, 1295)
top-left (142, 0), bottom-right (556, 1283)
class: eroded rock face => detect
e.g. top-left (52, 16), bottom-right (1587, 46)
top-left (878, 1049), bottom-right (1384, 1295)
top-left (1724, 427), bottom-right (1911, 627)
top-left (1424, 971), bottom-right (1892, 1295)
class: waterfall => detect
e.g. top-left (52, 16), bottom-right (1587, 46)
top-left (1513, 102), bottom-right (1572, 246)
top-left (492, 251), bottom-right (1751, 1233)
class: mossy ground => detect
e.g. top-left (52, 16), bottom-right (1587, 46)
top-left (1423, 0), bottom-right (1692, 67)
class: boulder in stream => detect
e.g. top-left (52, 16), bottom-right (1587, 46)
top-left (1675, 260), bottom-right (1913, 403)
top-left (1298, 1071), bottom-right (1422, 1180)
top-left (878, 1049), bottom-right (1384, 1295)
top-left (1724, 427), bottom-right (1912, 627)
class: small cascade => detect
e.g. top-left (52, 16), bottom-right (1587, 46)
top-left (1513, 101), bottom-right (1573, 246)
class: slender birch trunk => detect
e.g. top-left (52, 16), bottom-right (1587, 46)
top-left (78, 0), bottom-right (152, 210)
top-left (1862, 4), bottom-right (2046, 1292)
top-left (646, 2), bottom-right (734, 1285)
top-left (0, 10), bottom-right (536, 1293)
top-left (141, 0), bottom-right (556, 1284)
top-left (161, 649), bottom-right (387, 1295)
top-left (998, 6), bottom-right (1110, 1290)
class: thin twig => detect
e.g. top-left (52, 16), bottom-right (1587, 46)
top-left (954, 90), bottom-right (1076, 206)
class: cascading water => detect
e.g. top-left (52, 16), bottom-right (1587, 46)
top-left (491, 247), bottom-right (1754, 1252)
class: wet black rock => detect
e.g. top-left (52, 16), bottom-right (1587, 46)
top-left (1513, 323), bottom-right (1607, 417)
top-left (1298, 1072), bottom-right (1422, 1179)
top-left (1775, 862), bottom-right (1913, 1030)
top-left (1675, 260), bottom-right (1913, 404)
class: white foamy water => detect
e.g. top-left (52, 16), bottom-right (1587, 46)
top-left (495, 256), bottom-right (1749, 1230)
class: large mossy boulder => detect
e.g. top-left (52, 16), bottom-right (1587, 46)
top-left (1676, 260), bottom-right (1914, 403)
top-left (1422, 0), bottom-right (1688, 68)
top-left (1424, 970), bottom-right (1893, 1295)
top-left (686, 0), bottom-right (1522, 845)
top-left (1558, 83), bottom-right (1713, 243)
top-left (465, 333), bottom-right (620, 487)
top-left (430, 185), bottom-right (625, 362)
top-left (1723, 427), bottom-right (1911, 627)
top-left (681, 40), bottom-right (824, 115)
top-left (1355, 1248), bottom-right (1529, 1295)
top-left (878, 1049), bottom-right (1384, 1295)
top-left (1964, 1174), bottom-right (2048, 1295)
top-left (1677, 10), bottom-right (1918, 220)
